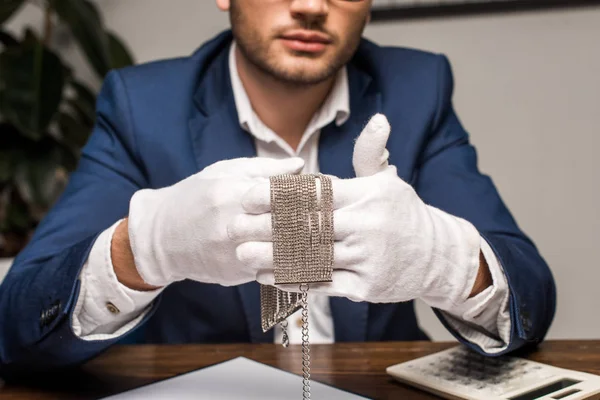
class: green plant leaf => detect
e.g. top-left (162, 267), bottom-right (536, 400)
top-left (0, 186), bottom-right (8, 230)
top-left (0, 0), bottom-right (25, 25)
top-left (52, 0), bottom-right (111, 78)
top-left (14, 139), bottom-right (65, 209)
top-left (0, 29), bottom-right (19, 47)
top-left (71, 79), bottom-right (95, 114)
top-left (58, 111), bottom-right (91, 148)
top-left (0, 123), bottom-right (25, 182)
top-left (0, 151), bottom-right (11, 182)
top-left (21, 27), bottom-right (38, 45)
top-left (66, 98), bottom-right (94, 127)
top-left (63, 79), bottom-right (96, 131)
top-left (0, 187), bottom-right (32, 235)
top-left (108, 31), bottom-right (134, 69)
top-left (5, 191), bottom-right (30, 232)
top-left (57, 142), bottom-right (78, 172)
top-left (0, 39), bottom-right (66, 140)
top-left (70, 79), bottom-right (96, 108)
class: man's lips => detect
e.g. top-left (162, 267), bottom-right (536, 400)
top-left (281, 30), bottom-right (332, 44)
top-left (279, 30), bottom-right (332, 53)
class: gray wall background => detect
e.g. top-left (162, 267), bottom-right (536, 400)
top-left (5, 1), bottom-right (600, 341)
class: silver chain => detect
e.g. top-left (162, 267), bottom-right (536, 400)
top-left (260, 174), bottom-right (334, 400)
top-left (280, 319), bottom-right (289, 348)
top-left (300, 283), bottom-right (311, 399)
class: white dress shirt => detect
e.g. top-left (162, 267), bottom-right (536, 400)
top-left (72, 42), bottom-right (512, 353)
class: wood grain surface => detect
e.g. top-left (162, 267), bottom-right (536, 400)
top-left (2, 341), bottom-right (600, 399)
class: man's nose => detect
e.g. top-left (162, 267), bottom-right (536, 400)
top-left (290, 0), bottom-right (329, 24)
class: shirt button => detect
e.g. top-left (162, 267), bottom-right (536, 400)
top-left (296, 317), bottom-right (303, 328)
top-left (106, 302), bottom-right (120, 314)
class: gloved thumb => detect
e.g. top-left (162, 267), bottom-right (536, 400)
top-left (352, 114), bottom-right (391, 177)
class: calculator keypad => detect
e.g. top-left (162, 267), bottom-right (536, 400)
top-left (402, 347), bottom-right (555, 396)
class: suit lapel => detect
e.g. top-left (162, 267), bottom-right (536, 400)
top-left (189, 44), bottom-right (273, 343)
top-left (189, 36), bottom-right (256, 169)
top-left (319, 62), bottom-right (382, 342)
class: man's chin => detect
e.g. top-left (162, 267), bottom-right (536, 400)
top-left (272, 60), bottom-right (338, 85)
top-left (274, 70), bottom-right (335, 86)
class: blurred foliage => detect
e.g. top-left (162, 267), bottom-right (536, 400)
top-left (0, 0), bottom-right (135, 256)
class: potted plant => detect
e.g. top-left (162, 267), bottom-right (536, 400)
top-left (0, 0), bottom-right (135, 277)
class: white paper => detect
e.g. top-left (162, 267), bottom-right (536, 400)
top-left (102, 357), bottom-right (370, 399)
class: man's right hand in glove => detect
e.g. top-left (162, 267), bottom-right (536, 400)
top-left (111, 157), bottom-right (305, 291)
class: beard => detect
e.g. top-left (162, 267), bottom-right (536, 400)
top-left (230, 2), bottom-right (366, 86)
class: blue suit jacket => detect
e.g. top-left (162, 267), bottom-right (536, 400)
top-left (0, 31), bottom-right (555, 374)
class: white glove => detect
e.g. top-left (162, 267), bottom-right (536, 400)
top-left (230, 115), bottom-right (482, 310)
top-left (128, 157), bottom-right (305, 288)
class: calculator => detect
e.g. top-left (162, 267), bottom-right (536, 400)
top-left (386, 346), bottom-right (600, 400)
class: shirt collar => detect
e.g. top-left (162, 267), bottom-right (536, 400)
top-left (228, 41), bottom-right (350, 142)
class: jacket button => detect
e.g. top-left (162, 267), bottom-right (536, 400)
top-left (106, 302), bottom-right (120, 314)
top-left (40, 301), bottom-right (62, 328)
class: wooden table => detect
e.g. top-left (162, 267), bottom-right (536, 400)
top-left (2, 341), bottom-right (600, 399)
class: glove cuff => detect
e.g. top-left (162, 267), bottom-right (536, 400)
top-left (128, 188), bottom-right (178, 287)
top-left (419, 206), bottom-right (482, 311)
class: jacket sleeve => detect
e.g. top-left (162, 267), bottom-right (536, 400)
top-left (0, 70), bottom-right (156, 375)
top-left (415, 55), bottom-right (556, 355)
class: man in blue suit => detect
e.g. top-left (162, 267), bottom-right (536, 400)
top-left (0, 0), bottom-right (555, 374)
